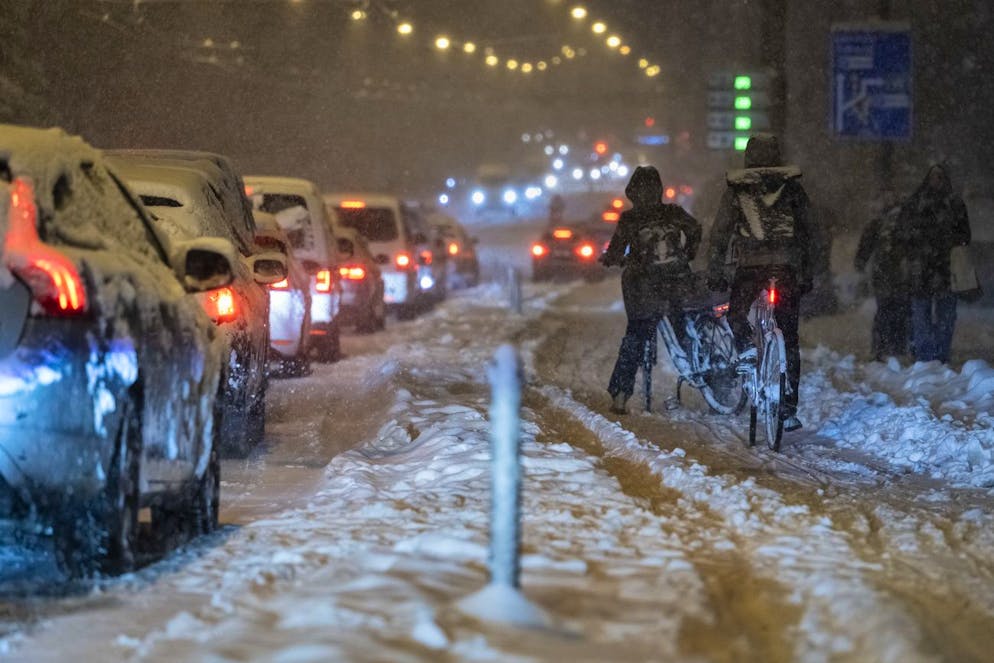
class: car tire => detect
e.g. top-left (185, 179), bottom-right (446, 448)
top-left (191, 441), bottom-right (220, 536)
top-left (53, 393), bottom-right (141, 579)
top-left (396, 303), bottom-right (417, 321)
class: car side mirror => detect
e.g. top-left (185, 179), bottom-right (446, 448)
top-left (171, 238), bottom-right (236, 292)
top-left (247, 251), bottom-right (288, 285)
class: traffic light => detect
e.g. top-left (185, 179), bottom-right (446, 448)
top-left (707, 70), bottom-right (773, 151)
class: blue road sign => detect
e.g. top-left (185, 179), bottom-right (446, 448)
top-left (831, 25), bottom-right (912, 140)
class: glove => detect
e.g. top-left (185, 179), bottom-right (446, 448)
top-left (707, 274), bottom-right (729, 292)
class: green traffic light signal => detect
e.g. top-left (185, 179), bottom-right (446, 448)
top-left (734, 136), bottom-right (750, 151)
top-left (734, 75), bottom-right (752, 90)
top-left (734, 95), bottom-right (752, 110)
top-left (735, 116), bottom-right (752, 131)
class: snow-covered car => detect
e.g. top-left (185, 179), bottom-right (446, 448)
top-left (531, 223), bottom-right (609, 282)
top-left (0, 125), bottom-right (227, 577)
top-left (331, 226), bottom-right (386, 333)
top-left (425, 211), bottom-right (481, 289)
top-left (108, 157), bottom-right (283, 457)
top-left (324, 193), bottom-right (434, 319)
top-left (253, 210), bottom-right (312, 374)
top-left (402, 203), bottom-right (448, 304)
top-left (245, 177), bottom-right (343, 362)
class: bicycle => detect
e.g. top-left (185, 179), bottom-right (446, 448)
top-left (743, 278), bottom-right (789, 452)
top-left (640, 295), bottom-right (746, 416)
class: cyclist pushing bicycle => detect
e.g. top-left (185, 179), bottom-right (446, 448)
top-left (601, 165), bottom-right (702, 415)
top-left (707, 134), bottom-right (813, 433)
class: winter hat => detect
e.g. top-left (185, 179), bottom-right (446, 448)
top-left (624, 165), bottom-right (663, 206)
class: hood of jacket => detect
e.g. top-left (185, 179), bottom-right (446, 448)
top-left (743, 133), bottom-right (782, 168)
top-left (625, 165), bottom-right (663, 208)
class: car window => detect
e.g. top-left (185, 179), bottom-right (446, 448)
top-left (334, 207), bottom-right (399, 243)
top-left (47, 162), bottom-right (167, 264)
top-left (253, 194), bottom-right (315, 251)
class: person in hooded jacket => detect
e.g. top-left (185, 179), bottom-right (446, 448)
top-left (897, 164), bottom-right (970, 363)
top-left (855, 189), bottom-right (911, 361)
top-left (707, 134), bottom-right (812, 432)
top-left (601, 166), bottom-right (702, 414)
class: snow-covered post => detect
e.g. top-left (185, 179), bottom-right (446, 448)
top-left (487, 343), bottom-right (522, 588)
top-left (456, 345), bottom-right (548, 627)
top-left (507, 266), bottom-right (523, 315)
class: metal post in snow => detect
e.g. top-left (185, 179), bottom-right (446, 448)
top-left (507, 265), bottom-right (522, 315)
top-left (487, 344), bottom-right (522, 588)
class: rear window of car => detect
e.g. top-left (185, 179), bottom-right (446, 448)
top-left (256, 193), bottom-right (308, 215)
top-left (253, 194), bottom-right (313, 250)
top-left (140, 195), bottom-right (182, 208)
top-left (335, 207), bottom-right (399, 242)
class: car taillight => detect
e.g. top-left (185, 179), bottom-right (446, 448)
top-left (3, 178), bottom-right (87, 316)
top-left (531, 244), bottom-right (548, 257)
top-left (205, 287), bottom-right (237, 323)
top-left (338, 265), bottom-right (367, 280)
top-left (270, 278), bottom-right (290, 290)
top-left (315, 268), bottom-right (333, 293)
top-left (395, 253), bottom-right (412, 269)
top-left (420, 250), bottom-right (433, 265)
top-left (576, 243), bottom-right (595, 259)
top-left (769, 288), bottom-right (777, 305)
top-left (448, 242), bottom-right (459, 256)
top-left (552, 228), bottom-right (573, 240)
top-left (602, 211), bottom-right (620, 223)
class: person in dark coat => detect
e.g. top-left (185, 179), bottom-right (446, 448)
top-left (601, 165), bottom-right (702, 414)
top-left (898, 164), bottom-right (971, 363)
top-left (706, 134), bottom-right (812, 432)
top-left (855, 190), bottom-right (911, 361)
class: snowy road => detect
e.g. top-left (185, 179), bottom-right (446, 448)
top-left (3, 221), bottom-right (994, 661)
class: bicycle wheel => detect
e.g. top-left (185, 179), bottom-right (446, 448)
top-left (693, 316), bottom-right (746, 415)
top-left (757, 333), bottom-right (785, 452)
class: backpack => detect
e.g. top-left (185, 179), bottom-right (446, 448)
top-left (630, 206), bottom-right (691, 269)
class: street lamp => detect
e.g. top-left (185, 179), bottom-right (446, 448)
top-left (397, 22), bottom-right (413, 36)
top-left (606, 35), bottom-right (621, 48)
top-left (506, 59), bottom-right (519, 70)
top-left (485, 55), bottom-right (499, 67)
top-left (463, 42), bottom-right (477, 54)
top-left (570, 6), bottom-right (588, 20)
top-left (592, 22), bottom-right (606, 34)
top-left (435, 36), bottom-right (451, 50)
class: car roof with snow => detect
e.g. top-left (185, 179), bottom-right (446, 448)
top-left (244, 175), bottom-right (320, 197)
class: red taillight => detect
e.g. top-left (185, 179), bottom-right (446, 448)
top-left (315, 269), bottom-right (333, 293)
top-left (602, 210), bottom-right (620, 223)
top-left (611, 198), bottom-right (624, 210)
top-left (420, 250), bottom-right (433, 266)
top-left (531, 244), bottom-right (547, 257)
top-left (448, 242), bottom-right (459, 256)
top-left (552, 228), bottom-right (573, 240)
top-left (270, 278), bottom-right (290, 290)
top-left (3, 178), bottom-right (87, 316)
top-left (205, 287), bottom-right (237, 323)
top-left (395, 253), bottom-right (412, 269)
top-left (576, 243), bottom-right (595, 259)
top-left (769, 288), bottom-right (777, 305)
top-left (338, 265), bottom-right (367, 280)
top-left (340, 200), bottom-right (366, 209)
top-left (665, 186), bottom-right (677, 200)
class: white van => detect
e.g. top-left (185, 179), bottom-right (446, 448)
top-left (245, 176), bottom-right (343, 361)
top-left (323, 192), bottom-right (434, 318)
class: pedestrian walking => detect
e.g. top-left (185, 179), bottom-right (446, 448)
top-left (855, 190), bottom-right (911, 361)
top-left (898, 164), bottom-right (971, 363)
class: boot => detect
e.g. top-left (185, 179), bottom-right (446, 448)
top-left (610, 392), bottom-right (630, 415)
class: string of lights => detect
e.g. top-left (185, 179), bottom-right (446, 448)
top-left (566, 4), bottom-right (661, 78)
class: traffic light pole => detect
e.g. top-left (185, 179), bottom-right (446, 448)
top-left (760, 0), bottom-right (787, 139)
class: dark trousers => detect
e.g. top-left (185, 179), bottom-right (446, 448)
top-left (607, 313), bottom-right (688, 398)
top-left (910, 293), bottom-right (957, 363)
top-left (872, 295), bottom-right (910, 360)
top-left (728, 267), bottom-right (801, 417)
